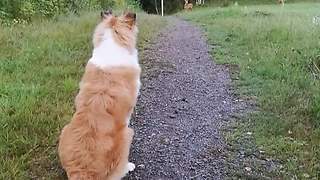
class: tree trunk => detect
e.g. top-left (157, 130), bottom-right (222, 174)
top-left (154, 0), bottom-right (159, 14)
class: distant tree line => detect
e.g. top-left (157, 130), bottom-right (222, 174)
top-left (140, 0), bottom-right (309, 13)
top-left (0, 0), bottom-right (239, 24)
top-left (139, 0), bottom-right (230, 14)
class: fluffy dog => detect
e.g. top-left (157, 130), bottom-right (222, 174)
top-left (58, 9), bottom-right (140, 180)
top-left (184, 0), bottom-right (193, 11)
top-left (278, 0), bottom-right (285, 6)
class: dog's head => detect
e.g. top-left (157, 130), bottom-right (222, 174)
top-left (93, 9), bottom-right (138, 51)
top-left (100, 9), bottom-right (137, 29)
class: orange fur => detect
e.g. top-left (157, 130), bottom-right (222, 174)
top-left (58, 11), bottom-right (139, 180)
top-left (184, 0), bottom-right (193, 11)
top-left (93, 12), bottom-right (138, 52)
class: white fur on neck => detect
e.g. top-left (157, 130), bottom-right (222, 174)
top-left (89, 29), bottom-right (139, 68)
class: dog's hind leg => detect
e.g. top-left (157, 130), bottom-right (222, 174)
top-left (106, 128), bottom-right (135, 180)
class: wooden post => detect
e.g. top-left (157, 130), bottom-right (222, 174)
top-left (161, 0), bottom-right (164, 16)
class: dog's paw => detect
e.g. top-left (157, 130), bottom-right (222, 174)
top-left (127, 162), bottom-right (135, 172)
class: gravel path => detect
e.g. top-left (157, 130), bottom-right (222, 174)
top-left (126, 18), bottom-right (248, 180)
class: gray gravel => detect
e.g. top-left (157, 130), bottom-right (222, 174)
top-left (126, 18), bottom-right (248, 180)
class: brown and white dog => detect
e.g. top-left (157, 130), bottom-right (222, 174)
top-left (58, 9), bottom-right (140, 180)
top-left (184, 0), bottom-right (193, 11)
top-left (278, 0), bottom-right (285, 6)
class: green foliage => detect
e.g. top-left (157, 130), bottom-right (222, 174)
top-left (127, 0), bottom-right (141, 9)
top-left (114, 0), bottom-right (140, 10)
top-left (182, 3), bottom-right (320, 179)
top-left (140, 0), bottom-right (183, 14)
top-left (200, 0), bottom-right (320, 7)
top-left (139, 0), bottom-right (320, 14)
top-left (0, 0), bottom-right (116, 24)
top-left (99, 0), bottom-right (116, 9)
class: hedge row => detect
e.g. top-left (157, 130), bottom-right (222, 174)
top-left (0, 0), bottom-right (139, 24)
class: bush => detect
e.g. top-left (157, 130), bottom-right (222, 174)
top-left (126, 0), bottom-right (141, 9)
top-left (99, 0), bottom-right (116, 9)
top-left (0, 0), bottom-right (118, 24)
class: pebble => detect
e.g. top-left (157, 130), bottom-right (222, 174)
top-left (245, 167), bottom-right (252, 172)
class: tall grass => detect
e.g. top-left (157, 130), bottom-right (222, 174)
top-left (182, 3), bottom-right (320, 179)
top-left (0, 11), bottom-right (166, 179)
top-left (202, 0), bottom-right (320, 7)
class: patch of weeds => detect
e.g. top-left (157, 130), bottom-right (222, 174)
top-left (245, 10), bottom-right (273, 17)
top-left (223, 115), bottom-right (284, 180)
top-left (309, 55), bottom-right (320, 80)
top-left (223, 64), bottom-right (241, 81)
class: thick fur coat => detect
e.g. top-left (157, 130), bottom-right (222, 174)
top-left (58, 10), bottom-right (140, 180)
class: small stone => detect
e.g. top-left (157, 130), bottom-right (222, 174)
top-left (245, 167), bottom-right (252, 172)
top-left (246, 132), bottom-right (253, 135)
top-left (137, 164), bottom-right (145, 169)
top-left (303, 173), bottom-right (310, 178)
top-left (181, 98), bottom-right (188, 102)
top-left (147, 133), bottom-right (156, 139)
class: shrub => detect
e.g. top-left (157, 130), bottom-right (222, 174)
top-left (0, 0), bottom-right (118, 24)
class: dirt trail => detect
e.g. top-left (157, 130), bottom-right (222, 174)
top-left (127, 18), bottom-right (248, 180)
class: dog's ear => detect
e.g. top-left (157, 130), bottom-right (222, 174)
top-left (124, 11), bottom-right (136, 27)
top-left (101, 9), bottom-right (112, 19)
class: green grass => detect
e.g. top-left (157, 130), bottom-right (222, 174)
top-left (201, 0), bottom-right (320, 7)
top-left (181, 3), bottom-right (320, 179)
top-left (0, 11), bottom-right (166, 179)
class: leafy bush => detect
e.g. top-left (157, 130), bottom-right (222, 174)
top-left (99, 0), bottom-right (116, 9)
top-left (126, 0), bottom-right (141, 9)
top-left (0, 0), bottom-right (118, 24)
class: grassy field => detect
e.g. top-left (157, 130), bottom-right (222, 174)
top-left (0, 11), bottom-right (166, 179)
top-left (182, 3), bottom-right (320, 179)
top-left (199, 0), bottom-right (320, 7)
